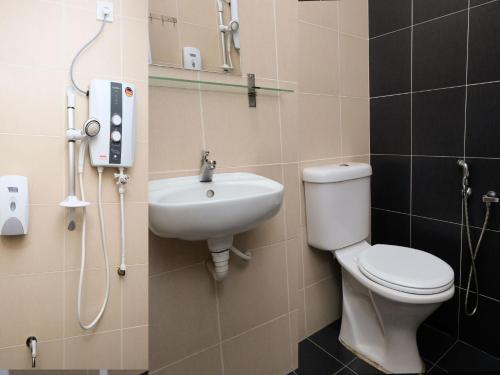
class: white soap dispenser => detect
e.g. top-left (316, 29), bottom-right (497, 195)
top-left (0, 175), bottom-right (29, 236)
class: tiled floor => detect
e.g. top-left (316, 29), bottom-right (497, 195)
top-left (288, 320), bottom-right (500, 374)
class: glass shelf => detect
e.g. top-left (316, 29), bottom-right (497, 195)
top-left (148, 75), bottom-right (294, 96)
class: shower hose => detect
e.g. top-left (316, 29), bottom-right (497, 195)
top-left (463, 193), bottom-right (490, 316)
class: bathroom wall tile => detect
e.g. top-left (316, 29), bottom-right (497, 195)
top-left (413, 12), bottom-right (468, 91)
top-left (0, 205), bottom-right (64, 275)
top-left (288, 237), bottom-right (302, 311)
top-left (178, 23), bottom-right (221, 72)
top-left (0, 0), bottom-right (63, 68)
top-left (340, 35), bottom-right (369, 98)
top-left (149, 87), bottom-right (204, 172)
top-left (298, 94), bottom-right (341, 161)
top-left (64, 330), bottom-right (122, 369)
top-left (218, 243), bottom-right (289, 339)
top-left (412, 156), bottom-right (462, 223)
top-left (202, 92), bottom-right (281, 167)
top-left (149, 264), bottom-right (219, 369)
top-left (122, 18), bottom-right (149, 81)
top-left (297, 289), bottom-right (307, 341)
top-left (369, 0), bottom-right (411, 37)
top-left (371, 155), bottom-right (411, 213)
top-left (413, 0), bottom-right (468, 24)
top-left (133, 80), bottom-right (149, 143)
top-left (177, 0), bottom-right (218, 28)
top-left (298, 1), bottom-right (338, 30)
top-left (280, 90), bottom-right (299, 163)
top-left (341, 97), bottom-right (370, 157)
top-left (284, 163), bottom-right (301, 240)
top-left (466, 82), bottom-right (500, 158)
top-left (149, 21), bottom-right (181, 66)
top-left (411, 216), bottom-right (461, 283)
top-left (65, 267), bottom-right (122, 337)
top-left (123, 265), bottom-right (148, 328)
top-left (65, 0), bottom-right (120, 12)
top-left (298, 22), bottom-right (339, 95)
top-left (369, 29), bottom-right (411, 97)
top-left (370, 94), bottom-right (411, 155)
top-left (340, 0), bottom-right (369, 39)
top-left (148, 234), bottom-right (208, 276)
top-left (468, 1), bottom-right (500, 84)
top-left (305, 275), bottom-right (342, 336)
top-left (290, 310), bottom-right (300, 369)
top-left (0, 272), bottom-right (63, 348)
top-left (0, 340), bottom-right (63, 369)
top-left (123, 326), bottom-right (148, 370)
top-left (149, 0), bottom-right (177, 16)
top-left (426, 288), bottom-right (459, 336)
top-left (122, 0), bottom-right (149, 19)
top-left (371, 208), bottom-right (411, 247)
top-left (154, 346), bottom-right (223, 375)
top-left (0, 135), bottom-right (64, 204)
top-left (276, 0), bottom-right (299, 82)
top-left (238, 0), bottom-right (277, 79)
top-left (302, 228), bottom-right (335, 287)
top-left (222, 314), bottom-right (293, 375)
top-left (413, 87), bottom-right (466, 157)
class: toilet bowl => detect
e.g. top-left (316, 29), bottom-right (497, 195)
top-left (302, 163), bottom-right (455, 374)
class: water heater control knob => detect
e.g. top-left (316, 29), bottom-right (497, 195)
top-left (111, 130), bottom-right (122, 143)
top-left (111, 114), bottom-right (122, 126)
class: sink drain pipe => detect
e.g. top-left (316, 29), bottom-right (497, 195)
top-left (206, 244), bottom-right (252, 281)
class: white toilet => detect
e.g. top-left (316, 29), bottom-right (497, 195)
top-left (302, 163), bottom-right (455, 374)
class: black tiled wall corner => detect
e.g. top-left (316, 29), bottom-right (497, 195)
top-left (370, 0), bottom-right (500, 359)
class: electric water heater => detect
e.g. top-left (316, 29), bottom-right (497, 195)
top-left (88, 80), bottom-right (136, 168)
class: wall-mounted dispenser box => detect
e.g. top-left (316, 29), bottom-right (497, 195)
top-left (0, 176), bottom-right (29, 236)
top-left (183, 47), bottom-right (202, 70)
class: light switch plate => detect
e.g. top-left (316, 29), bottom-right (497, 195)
top-left (97, 1), bottom-right (114, 22)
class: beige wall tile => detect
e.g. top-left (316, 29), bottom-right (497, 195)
top-left (340, 34), bottom-right (369, 98)
top-left (276, 0), bottom-right (299, 82)
top-left (287, 237), bottom-right (301, 311)
top-left (65, 267), bottom-right (122, 337)
top-left (218, 243), bottom-right (288, 339)
top-left (339, 0), bottom-right (369, 39)
top-left (122, 0), bottom-right (149, 19)
top-left (123, 18), bottom-right (149, 81)
top-left (202, 92), bottom-right (281, 167)
top-left (177, 0), bottom-right (218, 28)
top-left (298, 94), bottom-right (341, 161)
top-left (280, 90), bottom-right (299, 163)
top-left (297, 289), bottom-right (306, 341)
top-left (149, 21), bottom-right (181, 66)
top-left (64, 330), bottom-right (122, 369)
top-left (222, 315), bottom-right (292, 375)
top-left (179, 23), bottom-right (221, 72)
top-left (0, 205), bottom-right (64, 275)
top-left (290, 310), bottom-right (300, 369)
top-left (0, 340), bottom-right (63, 369)
top-left (341, 97), bottom-right (370, 156)
top-left (154, 346), bottom-right (222, 375)
top-left (150, 0), bottom-right (178, 15)
top-left (284, 163), bottom-right (301, 240)
top-left (123, 326), bottom-right (149, 370)
top-left (305, 275), bottom-right (341, 336)
top-left (299, 22), bottom-right (339, 95)
top-left (149, 87), bottom-right (204, 172)
top-left (302, 227), bottom-right (335, 287)
top-left (298, 1), bottom-right (338, 30)
top-left (0, 272), bottom-right (63, 348)
top-left (149, 264), bottom-right (219, 369)
top-left (123, 265), bottom-right (148, 328)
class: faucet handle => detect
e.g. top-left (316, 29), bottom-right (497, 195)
top-left (202, 150), bottom-right (210, 160)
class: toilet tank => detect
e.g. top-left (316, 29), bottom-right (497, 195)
top-left (303, 163), bottom-right (372, 251)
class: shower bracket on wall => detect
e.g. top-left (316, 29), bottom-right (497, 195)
top-left (248, 74), bottom-right (257, 108)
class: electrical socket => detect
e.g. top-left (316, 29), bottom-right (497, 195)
top-left (97, 1), bottom-right (114, 22)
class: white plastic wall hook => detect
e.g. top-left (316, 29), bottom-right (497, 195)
top-left (97, 1), bottom-right (114, 22)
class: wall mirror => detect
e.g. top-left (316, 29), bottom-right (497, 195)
top-left (149, 0), bottom-right (242, 75)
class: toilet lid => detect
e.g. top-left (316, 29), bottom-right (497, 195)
top-left (357, 245), bottom-right (454, 295)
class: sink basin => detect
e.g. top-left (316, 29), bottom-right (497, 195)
top-left (149, 173), bottom-right (284, 248)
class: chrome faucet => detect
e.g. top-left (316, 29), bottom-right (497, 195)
top-left (26, 336), bottom-right (37, 368)
top-left (200, 151), bottom-right (216, 182)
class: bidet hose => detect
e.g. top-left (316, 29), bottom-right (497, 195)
top-left (77, 164), bottom-right (110, 330)
top-left (70, 14), bottom-right (108, 95)
top-left (463, 195), bottom-right (490, 316)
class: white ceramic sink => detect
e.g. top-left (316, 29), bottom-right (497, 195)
top-left (149, 173), bottom-right (284, 250)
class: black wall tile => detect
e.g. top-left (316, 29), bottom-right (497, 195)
top-left (413, 87), bottom-right (466, 157)
top-left (413, 12), bottom-right (468, 91)
top-left (413, 0), bottom-right (468, 24)
top-left (370, 29), bottom-right (412, 97)
top-left (466, 82), bottom-right (500, 158)
top-left (412, 157), bottom-right (462, 223)
top-left (460, 291), bottom-right (500, 358)
top-left (411, 216), bottom-right (461, 283)
top-left (468, 2), bottom-right (500, 84)
top-left (466, 158), bottom-right (500, 231)
top-left (369, 0), bottom-right (412, 38)
top-left (425, 289), bottom-right (459, 336)
top-left (370, 94), bottom-right (411, 155)
top-left (371, 155), bottom-right (411, 212)
top-left (371, 208), bottom-right (411, 247)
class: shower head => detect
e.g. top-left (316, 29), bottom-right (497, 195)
top-left (83, 118), bottom-right (101, 137)
top-left (458, 159), bottom-right (469, 178)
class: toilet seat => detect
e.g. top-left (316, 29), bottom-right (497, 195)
top-left (357, 245), bottom-right (454, 295)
